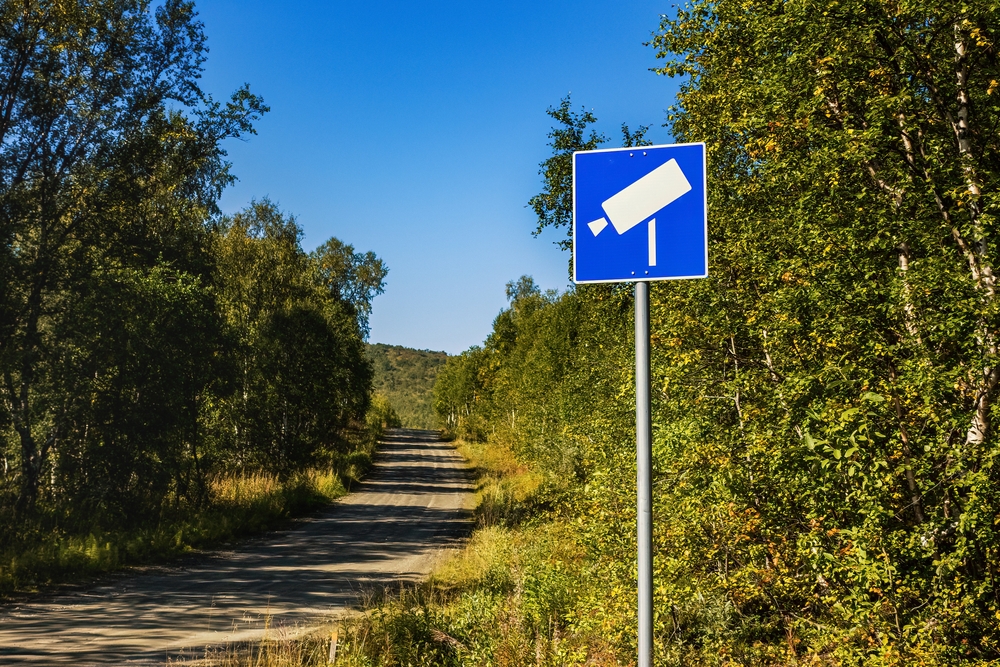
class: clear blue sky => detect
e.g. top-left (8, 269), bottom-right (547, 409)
top-left (196, 1), bottom-right (682, 354)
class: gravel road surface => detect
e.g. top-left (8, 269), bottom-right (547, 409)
top-left (0, 429), bottom-right (473, 664)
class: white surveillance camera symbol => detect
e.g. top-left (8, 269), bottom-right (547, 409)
top-left (585, 158), bottom-right (692, 267)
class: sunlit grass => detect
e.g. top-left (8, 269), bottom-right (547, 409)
top-left (168, 627), bottom-right (335, 666)
top-left (324, 439), bottom-right (611, 667)
top-left (456, 439), bottom-right (543, 529)
top-left (430, 525), bottom-right (517, 591)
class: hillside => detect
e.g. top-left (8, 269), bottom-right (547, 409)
top-left (366, 343), bottom-right (448, 430)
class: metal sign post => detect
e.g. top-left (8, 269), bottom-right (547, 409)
top-left (635, 280), bottom-right (653, 667)
top-left (572, 142), bottom-right (707, 666)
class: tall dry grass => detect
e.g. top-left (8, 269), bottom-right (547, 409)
top-left (168, 627), bottom-right (335, 667)
top-left (326, 439), bottom-right (620, 667)
top-left (0, 438), bottom-right (376, 597)
top-left (455, 439), bottom-right (542, 529)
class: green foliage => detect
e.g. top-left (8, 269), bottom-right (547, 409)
top-left (209, 199), bottom-right (376, 473)
top-left (52, 266), bottom-right (222, 526)
top-left (419, 6), bottom-right (1000, 657)
top-left (433, 347), bottom-right (488, 441)
top-left (0, 3), bottom-right (386, 592)
top-left (0, 0), bottom-right (266, 519)
top-left (313, 239), bottom-right (388, 338)
top-left (641, 1), bottom-right (1000, 662)
top-left (367, 393), bottom-right (403, 431)
top-left (367, 343), bottom-right (448, 430)
top-left (457, 440), bottom-right (543, 530)
top-left (528, 96), bottom-right (606, 250)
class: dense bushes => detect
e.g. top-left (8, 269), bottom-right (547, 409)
top-left (426, 261), bottom-right (1000, 663)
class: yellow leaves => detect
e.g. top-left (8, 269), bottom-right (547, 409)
top-left (970, 27), bottom-right (993, 49)
top-left (868, 66), bottom-right (890, 82)
top-left (988, 80), bottom-right (999, 96)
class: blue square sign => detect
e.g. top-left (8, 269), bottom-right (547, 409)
top-left (573, 142), bottom-right (707, 284)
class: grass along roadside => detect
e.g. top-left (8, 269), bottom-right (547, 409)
top-left (0, 432), bottom-right (378, 598)
top-left (191, 437), bottom-right (616, 667)
top-left (328, 438), bottom-right (609, 666)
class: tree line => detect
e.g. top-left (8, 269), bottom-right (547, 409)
top-left (368, 343), bottom-right (448, 430)
top-left (0, 1), bottom-right (385, 552)
top-left (434, 1), bottom-right (1000, 663)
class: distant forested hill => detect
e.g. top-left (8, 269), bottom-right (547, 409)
top-left (367, 344), bottom-right (448, 429)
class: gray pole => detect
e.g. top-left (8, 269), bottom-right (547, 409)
top-left (635, 280), bottom-right (653, 667)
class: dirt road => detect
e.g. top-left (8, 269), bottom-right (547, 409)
top-left (0, 429), bottom-right (473, 665)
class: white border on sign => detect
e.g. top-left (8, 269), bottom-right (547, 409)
top-left (572, 142), bottom-right (708, 285)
